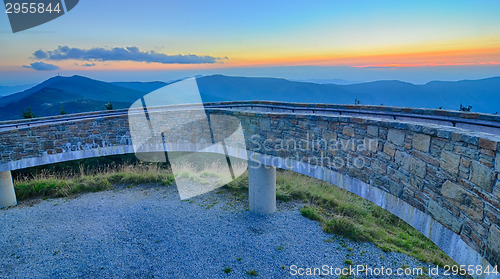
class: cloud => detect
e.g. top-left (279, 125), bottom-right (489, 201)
top-left (82, 63), bottom-right (96, 67)
top-left (22, 61), bottom-right (60, 71)
top-left (33, 46), bottom-right (223, 64)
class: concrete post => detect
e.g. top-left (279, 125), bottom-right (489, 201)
top-left (0, 171), bottom-right (17, 208)
top-left (249, 161), bottom-right (276, 214)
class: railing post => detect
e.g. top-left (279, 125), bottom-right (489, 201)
top-left (249, 161), bottom-right (276, 214)
top-left (0, 171), bottom-right (17, 208)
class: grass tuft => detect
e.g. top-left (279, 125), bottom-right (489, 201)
top-left (323, 217), bottom-right (363, 241)
top-left (300, 206), bottom-right (322, 221)
top-left (246, 270), bottom-right (258, 276)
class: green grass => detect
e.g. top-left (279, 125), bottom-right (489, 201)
top-left (300, 206), bottom-right (322, 221)
top-left (246, 270), bottom-right (258, 276)
top-left (225, 170), bottom-right (457, 267)
top-left (14, 163), bottom-right (175, 201)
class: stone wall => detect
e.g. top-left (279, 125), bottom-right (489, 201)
top-left (0, 114), bottom-right (132, 170)
top-left (0, 105), bottom-right (499, 272)
top-left (222, 109), bottom-right (500, 270)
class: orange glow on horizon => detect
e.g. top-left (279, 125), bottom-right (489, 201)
top-left (10, 46), bottom-right (500, 72)
top-left (228, 46), bottom-right (500, 68)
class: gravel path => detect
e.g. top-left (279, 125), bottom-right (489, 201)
top-left (0, 184), bottom-right (464, 279)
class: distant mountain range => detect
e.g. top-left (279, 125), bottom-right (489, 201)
top-left (196, 75), bottom-right (500, 114)
top-left (0, 84), bottom-right (35, 97)
top-left (0, 74), bottom-right (498, 121)
top-left (290, 78), bottom-right (363, 85)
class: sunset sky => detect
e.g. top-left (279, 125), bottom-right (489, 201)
top-left (1, 0), bottom-right (499, 84)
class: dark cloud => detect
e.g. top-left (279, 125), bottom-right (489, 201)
top-left (33, 49), bottom-right (48, 59)
top-left (82, 63), bottom-right (96, 67)
top-left (33, 46), bottom-right (223, 64)
top-left (22, 61), bottom-right (60, 71)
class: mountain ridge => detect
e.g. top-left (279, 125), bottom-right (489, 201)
top-left (0, 74), bottom-right (498, 121)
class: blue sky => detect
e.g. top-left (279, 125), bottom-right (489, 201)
top-left (1, 0), bottom-right (499, 84)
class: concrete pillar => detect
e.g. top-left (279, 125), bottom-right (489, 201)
top-left (0, 171), bottom-right (17, 208)
top-left (249, 161), bottom-right (276, 214)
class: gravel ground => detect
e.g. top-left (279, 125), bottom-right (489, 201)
top-left (0, 184), bottom-right (465, 279)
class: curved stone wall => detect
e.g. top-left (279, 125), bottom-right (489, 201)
top-left (0, 104), bottom-right (499, 277)
top-left (225, 109), bottom-right (500, 277)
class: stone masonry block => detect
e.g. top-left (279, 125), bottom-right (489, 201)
top-left (486, 225), bottom-right (500, 268)
top-left (395, 150), bottom-right (426, 179)
top-left (364, 138), bottom-right (378, 153)
top-left (367, 125), bottom-right (378, 137)
top-left (413, 134), bottom-right (431, 153)
top-left (395, 150), bottom-right (407, 168)
top-left (259, 118), bottom-right (271, 131)
top-left (440, 151), bottom-right (460, 175)
top-left (41, 141), bottom-right (54, 150)
top-left (409, 157), bottom-right (427, 179)
top-left (479, 138), bottom-right (498, 151)
top-left (495, 153), bottom-right (500, 173)
top-left (384, 143), bottom-right (396, 157)
top-left (471, 161), bottom-right (496, 192)
top-left (388, 129), bottom-right (405, 146)
top-left (371, 160), bottom-right (387, 175)
top-left (428, 200), bottom-right (462, 233)
top-left (441, 180), bottom-right (484, 223)
top-left (493, 180), bottom-right (500, 200)
top-left (343, 127), bottom-right (355, 137)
